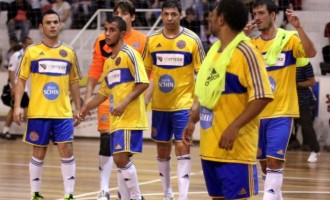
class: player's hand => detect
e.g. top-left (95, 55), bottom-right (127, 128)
top-left (243, 19), bottom-right (257, 36)
top-left (73, 110), bottom-right (81, 127)
top-left (111, 100), bottom-right (128, 116)
top-left (77, 104), bottom-right (91, 120)
top-left (218, 125), bottom-right (239, 151)
top-left (182, 121), bottom-right (195, 146)
top-left (286, 4), bottom-right (301, 29)
top-left (13, 107), bottom-right (23, 125)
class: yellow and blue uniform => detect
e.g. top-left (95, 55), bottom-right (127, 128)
top-left (199, 41), bottom-right (273, 199)
top-left (99, 44), bottom-right (149, 154)
top-left (17, 41), bottom-right (82, 145)
top-left (142, 28), bottom-right (205, 141)
top-left (251, 32), bottom-right (307, 160)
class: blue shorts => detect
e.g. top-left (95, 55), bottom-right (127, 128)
top-left (110, 130), bottom-right (143, 154)
top-left (23, 118), bottom-right (74, 146)
top-left (151, 110), bottom-right (189, 142)
top-left (258, 117), bottom-right (293, 160)
top-left (201, 160), bottom-right (258, 199)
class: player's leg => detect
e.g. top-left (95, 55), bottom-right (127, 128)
top-left (173, 110), bottom-right (191, 200)
top-left (25, 119), bottom-right (52, 199)
top-left (112, 130), bottom-right (144, 200)
top-left (262, 118), bottom-right (292, 200)
top-left (152, 111), bottom-right (174, 199)
top-left (53, 119), bottom-right (76, 199)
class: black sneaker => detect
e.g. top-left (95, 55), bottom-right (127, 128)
top-left (130, 196), bottom-right (145, 200)
top-left (0, 132), bottom-right (16, 140)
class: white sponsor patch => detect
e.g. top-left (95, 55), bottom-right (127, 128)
top-left (264, 53), bottom-right (286, 68)
top-left (107, 70), bottom-right (121, 85)
top-left (39, 60), bottom-right (68, 74)
top-left (156, 53), bottom-right (184, 66)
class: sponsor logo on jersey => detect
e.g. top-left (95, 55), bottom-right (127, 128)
top-left (177, 40), bottom-right (186, 49)
top-left (59, 49), bottom-right (68, 57)
top-left (156, 53), bottom-right (184, 66)
top-left (205, 68), bottom-right (220, 86)
top-left (158, 74), bottom-right (175, 93)
top-left (107, 70), bottom-right (121, 86)
top-left (43, 82), bottom-right (60, 100)
top-left (200, 106), bottom-right (213, 129)
top-left (38, 60), bottom-right (68, 74)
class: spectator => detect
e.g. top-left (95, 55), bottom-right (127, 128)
top-left (0, 37), bottom-right (33, 141)
top-left (181, 6), bottom-right (201, 36)
top-left (52, 0), bottom-right (72, 30)
top-left (2, 36), bottom-right (19, 70)
top-left (29, 0), bottom-right (42, 28)
top-left (320, 22), bottom-right (330, 75)
top-left (71, 0), bottom-right (92, 28)
top-left (6, 0), bottom-right (32, 42)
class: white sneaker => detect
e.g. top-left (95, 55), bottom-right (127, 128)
top-left (307, 152), bottom-right (320, 163)
top-left (161, 197), bottom-right (174, 200)
top-left (97, 190), bottom-right (110, 200)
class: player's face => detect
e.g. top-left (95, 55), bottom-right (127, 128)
top-left (40, 14), bottom-right (61, 39)
top-left (104, 21), bottom-right (122, 48)
top-left (113, 7), bottom-right (135, 29)
top-left (161, 7), bottom-right (181, 31)
top-left (252, 5), bottom-right (274, 32)
top-left (210, 9), bottom-right (220, 37)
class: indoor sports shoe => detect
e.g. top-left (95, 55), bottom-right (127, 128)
top-left (131, 196), bottom-right (145, 200)
top-left (161, 196), bottom-right (174, 200)
top-left (307, 151), bottom-right (320, 163)
top-left (31, 192), bottom-right (43, 200)
top-left (64, 194), bottom-right (75, 200)
top-left (0, 132), bottom-right (16, 140)
top-left (97, 190), bottom-right (110, 200)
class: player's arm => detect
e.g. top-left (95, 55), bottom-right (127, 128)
top-left (219, 98), bottom-right (272, 150)
top-left (144, 69), bottom-right (153, 107)
top-left (297, 76), bottom-right (315, 88)
top-left (70, 80), bottom-right (81, 126)
top-left (286, 4), bottom-right (316, 57)
top-left (13, 78), bottom-right (27, 125)
top-left (112, 82), bottom-right (149, 116)
top-left (182, 97), bottom-right (200, 146)
top-left (79, 93), bottom-right (107, 120)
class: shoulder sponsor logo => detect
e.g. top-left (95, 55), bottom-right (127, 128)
top-left (156, 53), bottom-right (184, 66)
top-left (38, 60), bottom-right (68, 74)
top-left (43, 82), bottom-right (60, 100)
top-left (107, 70), bottom-right (121, 86)
top-left (59, 49), bottom-right (68, 57)
top-left (158, 74), bottom-right (175, 93)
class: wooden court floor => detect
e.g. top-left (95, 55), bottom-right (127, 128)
top-left (1, 137), bottom-right (330, 200)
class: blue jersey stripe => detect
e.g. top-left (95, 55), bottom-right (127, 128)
top-left (31, 59), bottom-right (71, 76)
top-left (223, 72), bottom-right (247, 94)
top-left (264, 50), bottom-right (296, 71)
top-left (151, 51), bottom-right (193, 69)
top-left (122, 46), bottom-right (140, 82)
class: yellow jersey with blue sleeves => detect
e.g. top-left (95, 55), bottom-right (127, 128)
top-left (251, 33), bottom-right (306, 119)
top-left (99, 45), bottom-right (149, 133)
top-left (18, 41), bottom-right (81, 119)
top-left (142, 28), bottom-right (205, 111)
top-left (200, 41), bottom-right (273, 164)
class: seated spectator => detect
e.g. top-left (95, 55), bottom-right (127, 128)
top-left (29, 0), bottom-right (42, 28)
top-left (181, 7), bottom-right (201, 36)
top-left (320, 22), bottom-right (330, 75)
top-left (52, 0), bottom-right (72, 30)
top-left (6, 0), bottom-right (32, 42)
top-left (71, 0), bottom-right (92, 28)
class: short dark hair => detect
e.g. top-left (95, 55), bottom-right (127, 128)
top-left (22, 36), bottom-right (32, 44)
top-left (114, 0), bottom-right (135, 16)
top-left (253, 0), bottom-right (278, 15)
top-left (162, 0), bottom-right (182, 14)
top-left (41, 9), bottom-right (60, 23)
top-left (106, 16), bottom-right (127, 32)
top-left (214, 0), bottom-right (249, 32)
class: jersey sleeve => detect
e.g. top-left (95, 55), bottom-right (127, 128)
top-left (142, 37), bottom-right (153, 72)
top-left (17, 48), bottom-right (31, 80)
top-left (69, 50), bottom-right (82, 83)
top-left (192, 36), bottom-right (205, 73)
top-left (291, 34), bottom-right (307, 59)
top-left (128, 50), bottom-right (149, 84)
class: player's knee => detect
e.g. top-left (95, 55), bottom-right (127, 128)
top-left (99, 133), bottom-right (112, 156)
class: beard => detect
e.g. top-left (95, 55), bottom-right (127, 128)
top-left (108, 37), bottom-right (120, 48)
